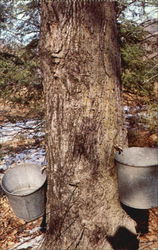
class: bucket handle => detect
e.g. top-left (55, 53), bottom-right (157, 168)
top-left (41, 166), bottom-right (46, 174)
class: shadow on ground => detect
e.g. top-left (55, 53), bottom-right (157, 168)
top-left (121, 203), bottom-right (149, 235)
top-left (106, 204), bottom-right (150, 250)
top-left (106, 226), bottom-right (139, 250)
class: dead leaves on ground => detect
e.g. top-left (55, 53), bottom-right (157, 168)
top-left (1, 195), bottom-right (158, 249)
top-left (139, 208), bottom-right (158, 250)
top-left (0, 196), bottom-right (43, 249)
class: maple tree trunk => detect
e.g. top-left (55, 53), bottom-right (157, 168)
top-left (40, 1), bottom-right (136, 249)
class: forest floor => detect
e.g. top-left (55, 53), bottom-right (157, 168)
top-left (0, 94), bottom-right (158, 250)
top-left (0, 98), bottom-right (44, 123)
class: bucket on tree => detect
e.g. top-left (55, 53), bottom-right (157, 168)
top-left (115, 147), bottom-right (158, 209)
top-left (1, 164), bottom-right (47, 222)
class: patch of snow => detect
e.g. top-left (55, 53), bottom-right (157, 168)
top-left (0, 148), bottom-right (46, 171)
top-left (26, 227), bottom-right (41, 234)
top-left (125, 113), bottom-right (134, 118)
top-left (0, 119), bottom-right (46, 172)
top-left (123, 105), bottom-right (130, 112)
top-left (9, 234), bottom-right (44, 250)
top-left (0, 120), bottom-right (44, 144)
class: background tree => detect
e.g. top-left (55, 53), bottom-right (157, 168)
top-left (118, 0), bottom-right (158, 97)
top-left (120, 20), bottom-right (158, 96)
top-left (0, 0), bottom-right (157, 104)
top-left (40, 1), bottom-right (136, 249)
top-left (0, 0), bottom-right (42, 112)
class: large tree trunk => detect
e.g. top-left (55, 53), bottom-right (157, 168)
top-left (40, 1), bottom-right (136, 249)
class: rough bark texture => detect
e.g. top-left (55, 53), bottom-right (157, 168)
top-left (40, 1), bottom-right (136, 249)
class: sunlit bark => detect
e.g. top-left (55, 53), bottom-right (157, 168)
top-left (40, 1), bottom-right (135, 249)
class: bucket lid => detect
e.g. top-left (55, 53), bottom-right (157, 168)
top-left (115, 147), bottom-right (158, 168)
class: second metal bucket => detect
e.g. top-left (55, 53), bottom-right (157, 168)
top-left (1, 163), bottom-right (47, 222)
top-left (115, 147), bottom-right (158, 209)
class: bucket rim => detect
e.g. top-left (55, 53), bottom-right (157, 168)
top-left (115, 146), bottom-right (158, 168)
top-left (120, 200), bottom-right (156, 209)
top-left (115, 159), bottom-right (158, 168)
top-left (1, 180), bottom-right (46, 197)
top-left (1, 164), bottom-right (47, 197)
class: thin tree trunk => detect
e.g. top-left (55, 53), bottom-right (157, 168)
top-left (40, 1), bottom-right (136, 249)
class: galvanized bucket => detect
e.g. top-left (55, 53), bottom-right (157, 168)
top-left (1, 164), bottom-right (47, 222)
top-left (115, 147), bottom-right (158, 209)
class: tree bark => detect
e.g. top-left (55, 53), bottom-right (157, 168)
top-left (40, 1), bottom-right (136, 249)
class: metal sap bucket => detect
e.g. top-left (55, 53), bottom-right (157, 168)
top-left (1, 164), bottom-right (46, 222)
top-left (115, 147), bottom-right (158, 209)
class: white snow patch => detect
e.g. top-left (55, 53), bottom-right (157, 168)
top-left (9, 234), bottom-right (44, 250)
top-left (0, 120), bottom-right (44, 144)
top-left (0, 148), bottom-right (46, 171)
